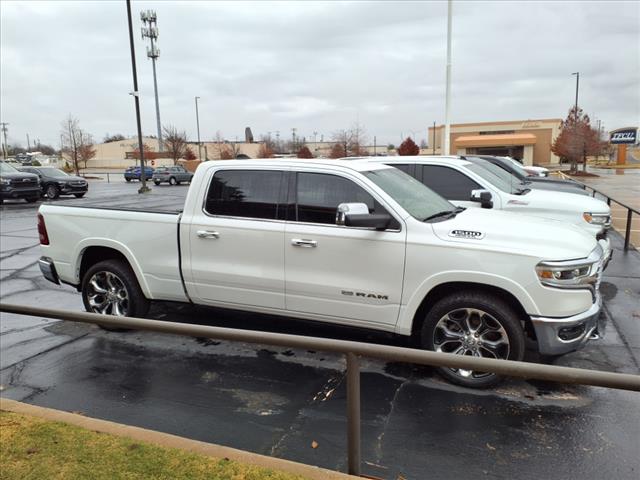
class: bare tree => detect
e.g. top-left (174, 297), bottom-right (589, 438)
top-left (162, 125), bottom-right (187, 164)
top-left (78, 132), bottom-right (96, 169)
top-left (214, 131), bottom-right (240, 159)
top-left (331, 122), bottom-right (368, 158)
top-left (61, 115), bottom-right (93, 174)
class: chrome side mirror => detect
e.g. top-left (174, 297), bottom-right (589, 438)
top-left (336, 202), bottom-right (369, 225)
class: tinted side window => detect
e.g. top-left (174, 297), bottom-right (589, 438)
top-left (205, 170), bottom-right (284, 220)
top-left (296, 172), bottom-right (386, 225)
top-left (391, 164), bottom-right (416, 178)
top-left (420, 165), bottom-right (481, 201)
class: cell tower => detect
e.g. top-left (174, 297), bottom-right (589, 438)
top-left (141, 10), bottom-right (163, 152)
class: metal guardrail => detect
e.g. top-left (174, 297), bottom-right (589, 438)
top-left (558, 172), bottom-right (638, 251)
top-left (1, 303), bottom-right (639, 476)
top-left (80, 171), bottom-right (126, 183)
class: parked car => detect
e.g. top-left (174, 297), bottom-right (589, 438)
top-left (365, 156), bottom-right (612, 266)
top-left (0, 162), bottom-right (41, 204)
top-left (152, 166), bottom-right (194, 185)
top-left (469, 155), bottom-right (588, 196)
top-left (37, 160), bottom-right (606, 388)
top-left (124, 166), bottom-right (154, 182)
top-left (504, 158), bottom-right (550, 177)
top-left (19, 166), bottom-right (88, 199)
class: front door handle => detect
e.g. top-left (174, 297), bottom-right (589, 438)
top-left (291, 238), bottom-right (317, 248)
top-left (197, 230), bottom-right (220, 239)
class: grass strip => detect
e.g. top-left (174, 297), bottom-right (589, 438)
top-left (0, 410), bottom-right (306, 480)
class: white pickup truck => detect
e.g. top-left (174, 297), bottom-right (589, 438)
top-left (37, 160), bottom-right (605, 387)
top-left (371, 156), bottom-right (613, 266)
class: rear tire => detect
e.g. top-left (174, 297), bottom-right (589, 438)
top-left (125, 178), bottom-right (131, 182)
top-left (74, 193), bottom-right (85, 198)
top-left (420, 291), bottom-right (525, 388)
top-left (154, 181), bottom-right (161, 186)
top-left (169, 177), bottom-right (177, 186)
top-left (81, 259), bottom-right (150, 330)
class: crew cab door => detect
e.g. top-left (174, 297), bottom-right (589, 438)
top-left (284, 171), bottom-right (405, 327)
top-left (183, 168), bottom-right (287, 309)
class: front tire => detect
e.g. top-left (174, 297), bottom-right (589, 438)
top-left (74, 193), bottom-right (86, 198)
top-left (169, 177), bottom-right (177, 186)
top-left (46, 184), bottom-right (60, 199)
top-left (420, 292), bottom-right (525, 388)
top-left (125, 178), bottom-right (131, 182)
top-left (154, 180), bottom-right (161, 186)
top-left (81, 259), bottom-right (150, 329)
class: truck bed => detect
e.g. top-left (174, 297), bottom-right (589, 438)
top-left (60, 192), bottom-right (185, 214)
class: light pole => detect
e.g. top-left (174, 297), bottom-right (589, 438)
top-left (444, 0), bottom-right (453, 155)
top-left (141, 10), bottom-right (163, 152)
top-left (195, 96), bottom-right (202, 160)
top-left (126, 0), bottom-right (149, 193)
top-left (0, 123), bottom-right (8, 159)
top-left (432, 121), bottom-right (436, 155)
top-left (571, 72), bottom-right (579, 118)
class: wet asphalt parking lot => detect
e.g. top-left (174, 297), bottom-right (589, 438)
top-left (1, 177), bottom-right (639, 479)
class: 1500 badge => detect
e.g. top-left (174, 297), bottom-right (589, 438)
top-left (448, 229), bottom-right (485, 240)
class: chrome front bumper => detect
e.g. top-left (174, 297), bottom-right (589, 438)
top-left (530, 296), bottom-right (605, 356)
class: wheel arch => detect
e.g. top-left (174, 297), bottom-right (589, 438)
top-left (407, 281), bottom-right (535, 343)
top-left (76, 243), bottom-right (152, 298)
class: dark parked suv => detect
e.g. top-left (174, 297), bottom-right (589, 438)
top-left (0, 162), bottom-right (41, 204)
top-left (19, 166), bottom-right (88, 199)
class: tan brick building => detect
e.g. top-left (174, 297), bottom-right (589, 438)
top-left (428, 118), bottom-right (562, 166)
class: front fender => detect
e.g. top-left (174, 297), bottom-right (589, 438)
top-left (396, 271), bottom-right (539, 336)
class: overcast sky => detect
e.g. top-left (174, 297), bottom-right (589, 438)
top-left (1, 0), bottom-right (638, 147)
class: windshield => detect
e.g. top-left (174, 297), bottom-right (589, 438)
top-left (504, 158), bottom-right (530, 177)
top-left (0, 162), bottom-right (19, 174)
top-left (40, 168), bottom-right (68, 177)
top-left (466, 163), bottom-right (526, 195)
top-left (364, 167), bottom-right (455, 221)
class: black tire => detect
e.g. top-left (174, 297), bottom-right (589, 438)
top-left (169, 177), bottom-right (177, 186)
top-left (25, 196), bottom-right (39, 203)
top-left (420, 291), bottom-right (525, 388)
top-left (74, 193), bottom-right (86, 198)
top-left (154, 180), bottom-right (161, 186)
top-left (176, 180), bottom-right (181, 185)
top-left (81, 259), bottom-right (150, 330)
top-left (45, 184), bottom-right (59, 199)
top-left (125, 178), bottom-right (131, 182)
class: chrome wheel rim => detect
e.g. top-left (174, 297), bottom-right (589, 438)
top-left (86, 271), bottom-right (129, 316)
top-left (433, 308), bottom-right (510, 379)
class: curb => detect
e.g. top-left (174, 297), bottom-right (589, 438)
top-left (0, 398), bottom-right (358, 480)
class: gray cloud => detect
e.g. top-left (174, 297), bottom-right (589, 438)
top-left (1, 0), bottom-right (638, 147)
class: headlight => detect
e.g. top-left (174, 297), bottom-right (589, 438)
top-left (536, 245), bottom-right (602, 290)
top-left (583, 212), bottom-right (610, 226)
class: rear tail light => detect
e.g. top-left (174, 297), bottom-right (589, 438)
top-left (37, 213), bottom-right (50, 245)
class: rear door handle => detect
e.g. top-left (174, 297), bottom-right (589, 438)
top-left (197, 230), bottom-right (220, 239)
top-left (291, 238), bottom-right (317, 248)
